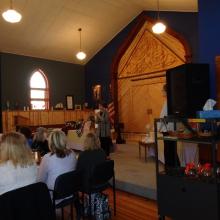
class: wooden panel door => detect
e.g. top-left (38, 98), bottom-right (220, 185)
top-left (131, 80), bottom-right (165, 132)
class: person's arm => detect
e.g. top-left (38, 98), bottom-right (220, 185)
top-left (158, 102), bottom-right (167, 132)
top-left (95, 111), bottom-right (102, 121)
top-left (37, 155), bottom-right (49, 183)
top-left (76, 152), bottom-right (84, 171)
top-left (98, 110), bottom-right (109, 123)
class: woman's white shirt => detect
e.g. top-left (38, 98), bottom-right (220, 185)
top-left (0, 161), bottom-right (37, 195)
top-left (158, 101), bottom-right (174, 132)
top-left (37, 152), bottom-right (77, 190)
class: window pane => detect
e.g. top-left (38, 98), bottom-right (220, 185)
top-left (31, 90), bottom-right (45, 99)
top-left (31, 101), bottom-right (46, 110)
top-left (30, 71), bottom-right (46, 88)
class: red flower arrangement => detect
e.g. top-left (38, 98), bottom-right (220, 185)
top-left (185, 163), bottom-right (212, 177)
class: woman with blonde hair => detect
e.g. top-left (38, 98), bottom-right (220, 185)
top-left (76, 133), bottom-right (106, 188)
top-left (37, 129), bottom-right (77, 190)
top-left (0, 132), bottom-right (37, 195)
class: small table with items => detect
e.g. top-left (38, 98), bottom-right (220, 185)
top-left (138, 141), bottom-right (156, 162)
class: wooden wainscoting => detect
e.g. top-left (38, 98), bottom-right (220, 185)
top-left (2, 110), bottom-right (92, 133)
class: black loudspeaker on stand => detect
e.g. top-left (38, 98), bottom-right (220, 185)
top-left (116, 123), bottom-right (126, 144)
top-left (166, 63), bottom-right (210, 118)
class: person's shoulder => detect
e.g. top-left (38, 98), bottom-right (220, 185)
top-left (94, 148), bottom-right (106, 157)
top-left (0, 161), bottom-right (13, 170)
top-left (78, 150), bottom-right (89, 157)
top-left (97, 148), bottom-right (105, 153)
top-left (23, 163), bottom-right (37, 172)
top-left (67, 151), bottom-right (77, 160)
top-left (99, 148), bottom-right (107, 157)
top-left (41, 152), bottom-right (52, 161)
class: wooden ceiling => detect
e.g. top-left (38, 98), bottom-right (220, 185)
top-left (0, 0), bottom-right (198, 64)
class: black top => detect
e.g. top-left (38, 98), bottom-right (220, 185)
top-left (76, 149), bottom-right (106, 189)
top-left (31, 140), bottom-right (49, 156)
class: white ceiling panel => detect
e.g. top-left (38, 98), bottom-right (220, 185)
top-left (0, 0), bottom-right (198, 64)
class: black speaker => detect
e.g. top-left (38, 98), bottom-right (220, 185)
top-left (166, 63), bottom-right (210, 118)
top-left (0, 54), bottom-right (2, 132)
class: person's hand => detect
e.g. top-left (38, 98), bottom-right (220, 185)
top-left (95, 109), bottom-right (101, 115)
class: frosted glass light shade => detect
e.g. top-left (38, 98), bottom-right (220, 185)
top-left (152, 22), bottom-right (166, 34)
top-left (2, 9), bottom-right (22, 23)
top-left (76, 51), bottom-right (86, 60)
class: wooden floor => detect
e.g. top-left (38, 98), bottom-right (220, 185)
top-left (107, 189), bottom-right (159, 220)
top-left (62, 189), bottom-right (170, 220)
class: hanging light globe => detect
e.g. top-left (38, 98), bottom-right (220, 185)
top-left (75, 28), bottom-right (86, 61)
top-left (76, 51), bottom-right (86, 60)
top-left (152, 22), bottom-right (166, 34)
top-left (2, 9), bottom-right (22, 23)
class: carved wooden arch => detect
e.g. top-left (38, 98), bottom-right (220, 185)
top-left (111, 12), bottom-right (192, 126)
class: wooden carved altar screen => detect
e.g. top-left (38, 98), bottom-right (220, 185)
top-left (117, 21), bottom-right (188, 134)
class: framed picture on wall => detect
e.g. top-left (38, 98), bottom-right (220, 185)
top-left (66, 95), bottom-right (74, 110)
top-left (93, 84), bottom-right (102, 102)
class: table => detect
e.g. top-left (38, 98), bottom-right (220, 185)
top-left (138, 141), bottom-right (156, 162)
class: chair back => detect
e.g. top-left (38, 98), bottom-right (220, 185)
top-left (53, 170), bottom-right (81, 200)
top-left (0, 182), bottom-right (55, 220)
top-left (91, 160), bottom-right (114, 186)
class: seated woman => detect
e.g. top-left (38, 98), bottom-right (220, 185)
top-left (37, 129), bottom-right (77, 191)
top-left (18, 126), bottom-right (33, 147)
top-left (32, 127), bottom-right (49, 156)
top-left (0, 132), bottom-right (37, 195)
top-left (76, 132), bottom-right (106, 190)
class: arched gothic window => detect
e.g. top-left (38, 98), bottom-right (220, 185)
top-left (30, 70), bottom-right (49, 110)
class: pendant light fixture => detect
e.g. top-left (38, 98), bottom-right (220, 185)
top-left (152, 0), bottom-right (166, 34)
top-left (2, 0), bottom-right (22, 23)
top-left (76, 28), bottom-right (86, 60)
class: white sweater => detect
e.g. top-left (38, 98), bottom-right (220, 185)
top-left (37, 152), bottom-right (77, 190)
top-left (0, 161), bottom-right (37, 195)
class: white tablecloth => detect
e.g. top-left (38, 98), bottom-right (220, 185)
top-left (142, 132), bottom-right (199, 165)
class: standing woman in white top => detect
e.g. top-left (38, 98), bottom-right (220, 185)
top-left (0, 132), bottom-right (37, 195)
top-left (160, 84), bottom-right (180, 170)
top-left (37, 129), bottom-right (77, 190)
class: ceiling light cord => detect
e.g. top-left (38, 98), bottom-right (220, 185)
top-left (152, 0), bottom-right (166, 34)
top-left (157, 0), bottom-right (160, 20)
top-left (10, 0), bottom-right (13, 9)
top-left (78, 28), bottom-right (82, 51)
top-left (76, 28), bottom-right (86, 60)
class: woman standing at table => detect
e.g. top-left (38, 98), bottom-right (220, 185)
top-left (159, 84), bottom-right (180, 170)
top-left (95, 103), bottom-right (112, 157)
top-left (0, 132), bottom-right (37, 195)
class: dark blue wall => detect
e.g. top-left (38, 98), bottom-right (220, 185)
top-left (1, 53), bottom-right (85, 110)
top-left (198, 0), bottom-right (220, 98)
top-left (85, 11), bottom-right (198, 107)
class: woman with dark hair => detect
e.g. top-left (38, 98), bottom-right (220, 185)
top-left (18, 126), bottom-right (33, 147)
